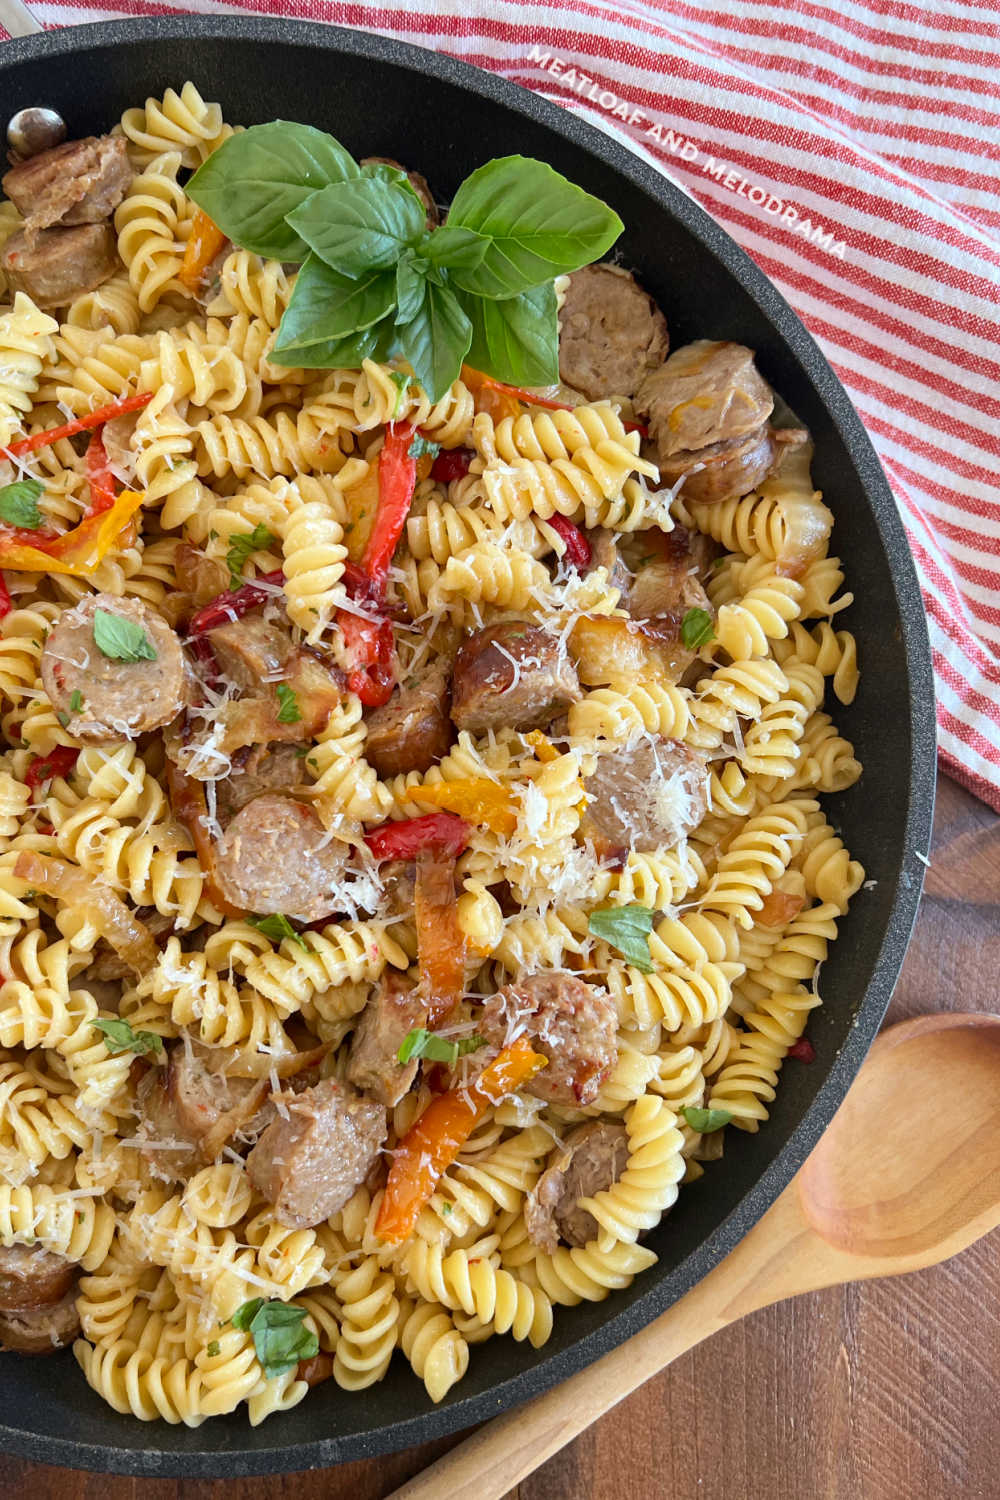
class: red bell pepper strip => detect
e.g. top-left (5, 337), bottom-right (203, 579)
top-left (546, 514), bottom-right (592, 570)
top-left (85, 428), bottom-right (117, 517)
top-left (359, 422), bottom-right (417, 596)
top-left (4, 392), bottom-right (154, 458)
top-left (187, 569), bottom-right (285, 636)
top-left (337, 607), bottom-right (395, 707)
top-left (25, 747), bottom-right (80, 796)
top-left (364, 812), bottom-right (469, 863)
top-left (0, 574), bottom-right (11, 620)
top-left (375, 1037), bottom-right (548, 1245)
top-left (430, 447), bottom-right (474, 484)
top-left (0, 488), bottom-right (145, 576)
top-left (179, 208), bottom-right (227, 294)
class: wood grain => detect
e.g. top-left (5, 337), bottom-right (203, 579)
top-left (3, 773), bottom-right (997, 1500)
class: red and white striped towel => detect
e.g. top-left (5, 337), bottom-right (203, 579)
top-left (5, 0), bottom-right (1000, 809)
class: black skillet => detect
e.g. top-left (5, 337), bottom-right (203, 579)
top-left (0, 15), bottom-right (936, 1477)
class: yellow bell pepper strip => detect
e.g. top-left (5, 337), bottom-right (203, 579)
top-left (375, 1037), bottom-right (548, 1245)
top-left (525, 730), bottom-right (559, 763)
top-left (414, 846), bottom-right (466, 1029)
top-left (4, 391), bottom-right (153, 457)
top-left (402, 777), bottom-right (520, 836)
top-left (0, 488), bottom-right (145, 576)
top-left (179, 208), bottom-right (227, 294)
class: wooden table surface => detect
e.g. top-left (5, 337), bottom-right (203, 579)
top-left (3, 772), bottom-right (998, 1500)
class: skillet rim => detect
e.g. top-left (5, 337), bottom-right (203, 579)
top-left (0, 13), bottom-right (937, 1476)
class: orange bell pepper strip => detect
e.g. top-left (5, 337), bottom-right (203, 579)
top-left (461, 364), bottom-right (648, 435)
top-left (179, 208), bottom-right (227, 293)
top-left (375, 1037), bottom-right (548, 1245)
top-left (414, 846), bottom-right (467, 1029)
top-left (0, 488), bottom-right (145, 576)
top-left (403, 777), bottom-right (519, 836)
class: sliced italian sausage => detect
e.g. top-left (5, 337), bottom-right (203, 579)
top-left (524, 1120), bottom-right (630, 1251)
top-left (136, 1040), bottom-right (268, 1182)
top-left (637, 340), bottom-right (774, 461)
top-left (625, 524), bottom-right (715, 622)
top-left (0, 1290), bottom-right (81, 1353)
top-left (346, 969), bottom-right (428, 1107)
top-left (206, 615), bottom-right (293, 694)
top-left (558, 264), bottom-right (669, 402)
top-left (479, 972), bottom-right (618, 1107)
top-left (213, 794), bottom-right (353, 921)
top-left (2, 135), bottom-right (132, 236)
top-left (0, 1244), bottom-right (77, 1312)
top-left (364, 660), bottom-right (453, 778)
top-left (40, 592), bottom-right (186, 742)
top-left (247, 1078), bottom-right (387, 1228)
top-left (215, 742), bottom-right (305, 826)
top-left (1, 222), bottom-right (119, 308)
top-left (657, 424), bottom-right (779, 507)
top-left (581, 736), bottom-right (708, 860)
top-left (360, 156), bottom-right (439, 226)
top-left (451, 623), bottom-right (581, 735)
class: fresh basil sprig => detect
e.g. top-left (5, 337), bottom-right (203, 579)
top-left (0, 478), bottom-right (44, 529)
top-left (397, 1028), bottom-right (485, 1068)
top-left (93, 1018), bottom-right (163, 1057)
top-left (231, 1298), bottom-right (318, 1378)
top-left (682, 1106), bottom-right (732, 1133)
top-left (588, 904), bottom-right (655, 973)
top-left (248, 913), bottom-right (310, 950)
top-left (92, 609), bottom-right (156, 664)
top-left (188, 129), bottom-right (623, 400)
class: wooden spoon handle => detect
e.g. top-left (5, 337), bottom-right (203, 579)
top-left (387, 1184), bottom-right (809, 1500)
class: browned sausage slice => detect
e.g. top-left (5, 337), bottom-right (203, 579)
top-left (637, 340), bottom-right (774, 459)
top-left (364, 660), bottom-right (452, 778)
top-left (215, 743), bottom-right (305, 826)
top-left (40, 593), bottom-right (186, 742)
top-left (0, 1244), bottom-right (76, 1312)
top-left (206, 616), bottom-right (293, 693)
top-left (558, 264), bottom-right (669, 402)
top-left (1, 222), bottom-right (119, 308)
top-left (137, 1041), bottom-right (271, 1182)
top-left (657, 425), bottom-right (778, 507)
top-left (346, 970), bottom-right (428, 1107)
top-left (524, 1120), bottom-right (630, 1251)
top-left (451, 623), bottom-right (581, 735)
top-left (479, 972), bottom-right (618, 1107)
top-left (213, 794), bottom-right (355, 920)
top-left (582, 736), bottom-right (707, 859)
top-left (0, 1290), bottom-right (81, 1353)
top-left (246, 1078), bottom-right (387, 1228)
top-left (2, 136), bottom-right (132, 235)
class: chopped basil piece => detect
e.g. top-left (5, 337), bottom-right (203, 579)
top-left (408, 434), bottom-right (441, 461)
top-left (56, 711), bottom-right (70, 727)
top-left (0, 478), bottom-right (44, 529)
top-left (397, 1028), bottom-right (485, 1067)
top-left (93, 1018), bottom-right (163, 1057)
top-left (230, 1298), bottom-right (319, 1378)
top-left (680, 607), bottom-right (714, 650)
top-left (389, 369), bottom-right (412, 417)
top-left (206, 1339), bottom-right (221, 1358)
top-left (248, 913), bottom-right (310, 950)
top-left (92, 609), bottom-right (157, 663)
top-left (588, 904), bottom-right (655, 973)
top-left (225, 523), bottom-right (276, 589)
top-left (275, 683), bottom-right (302, 724)
top-left (681, 1106), bottom-right (732, 1133)
top-left (69, 689), bottom-right (83, 714)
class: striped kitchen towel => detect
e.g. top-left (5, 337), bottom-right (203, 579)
top-left (4, 0), bottom-right (1000, 809)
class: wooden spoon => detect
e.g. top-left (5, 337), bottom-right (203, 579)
top-left (389, 1013), bottom-right (1000, 1500)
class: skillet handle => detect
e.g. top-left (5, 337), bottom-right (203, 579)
top-left (386, 1180), bottom-right (812, 1500)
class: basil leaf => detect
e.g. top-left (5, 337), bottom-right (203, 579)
top-left (395, 254), bottom-right (426, 325)
top-left (682, 1106), bottom-right (732, 1133)
top-left (226, 523), bottom-right (276, 589)
top-left (680, 608), bottom-right (714, 650)
top-left (273, 255), bottom-right (396, 359)
top-left (389, 370), bottom-right (412, 417)
top-left (186, 121), bottom-right (360, 261)
top-left (93, 1018), bottom-right (163, 1057)
top-left (447, 155), bottom-right (623, 299)
top-left (397, 1028), bottom-right (485, 1067)
top-left (231, 1300), bottom-right (318, 1380)
top-left (68, 689), bottom-right (83, 714)
top-left (0, 478), bottom-right (44, 528)
top-left (588, 904), bottom-right (655, 973)
top-left (395, 281), bottom-right (472, 403)
top-left (425, 224), bottom-right (489, 273)
top-left (248, 913), bottom-right (310, 951)
top-left (275, 683), bottom-right (302, 724)
top-left (92, 609), bottom-right (156, 664)
top-left (408, 435), bottom-right (440, 460)
top-left (286, 177), bottom-right (425, 275)
top-left (206, 1340), bottom-right (221, 1358)
top-left (461, 281), bottom-right (559, 388)
top-left (271, 312), bottom-right (396, 372)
